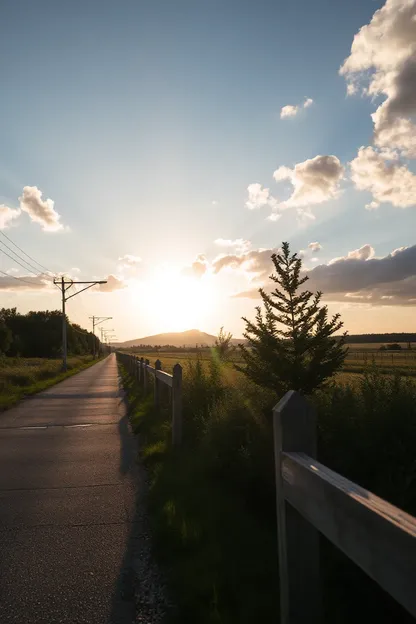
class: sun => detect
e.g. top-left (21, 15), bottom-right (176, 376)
top-left (130, 266), bottom-right (217, 334)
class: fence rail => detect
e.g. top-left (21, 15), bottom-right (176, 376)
top-left (116, 352), bottom-right (183, 445)
top-left (273, 390), bottom-right (416, 623)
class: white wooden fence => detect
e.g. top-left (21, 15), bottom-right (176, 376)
top-left (274, 390), bottom-right (416, 623)
top-left (117, 352), bottom-right (183, 445)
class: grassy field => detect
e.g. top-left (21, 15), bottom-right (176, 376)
top-left (126, 344), bottom-right (416, 380)
top-left (0, 354), bottom-right (104, 411)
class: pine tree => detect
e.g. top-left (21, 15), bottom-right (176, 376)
top-left (237, 242), bottom-right (347, 395)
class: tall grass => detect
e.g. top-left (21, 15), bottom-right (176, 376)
top-left (0, 355), bottom-right (100, 410)
top-left (121, 356), bottom-right (416, 623)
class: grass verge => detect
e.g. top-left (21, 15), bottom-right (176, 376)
top-left (120, 365), bottom-right (279, 624)
top-left (0, 355), bottom-right (106, 411)
top-left (120, 358), bottom-right (416, 623)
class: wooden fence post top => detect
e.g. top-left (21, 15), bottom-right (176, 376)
top-left (273, 390), bottom-right (316, 458)
top-left (155, 359), bottom-right (162, 370)
top-left (173, 363), bottom-right (182, 377)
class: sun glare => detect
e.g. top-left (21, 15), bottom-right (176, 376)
top-left (130, 267), bottom-right (217, 334)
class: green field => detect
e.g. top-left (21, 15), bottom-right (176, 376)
top-left (0, 355), bottom-right (102, 410)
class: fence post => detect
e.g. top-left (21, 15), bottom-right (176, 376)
top-left (172, 363), bottom-right (182, 446)
top-left (154, 359), bottom-right (161, 409)
top-left (273, 390), bottom-right (321, 624)
top-left (144, 359), bottom-right (149, 394)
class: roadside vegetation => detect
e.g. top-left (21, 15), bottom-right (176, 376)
top-left (119, 243), bottom-right (416, 623)
top-left (0, 307), bottom-right (98, 357)
top-left (0, 354), bottom-right (104, 410)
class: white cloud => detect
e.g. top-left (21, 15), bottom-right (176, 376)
top-left (0, 273), bottom-right (50, 291)
top-left (213, 246), bottom-right (280, 280)
top-left (96, 274), bottom-right (126, 292)
top-left (350, 146), bottom-right (416, 208)
top-left (0, 204), bottom-right (20, 230)
top-left (280, 105), bottom-right (299, 119)
top-left (118, 254), bottom-right (142, 267)
top-left (182, 254), bottom-right (208, 279)
top-left (19, 186), bottom-right (63, 232)
top-left (273, 155), bottom-right (344, 210)
top-left (246, 183), bottom-right (278, 211)
top-left (280, 98), bottom-right (313, 119)
top-left (340, 0), bottom-right (416, 157)
top-left (214, 238), bottom-right (251, 252)
top-left (308, 241), bottom-right (322, 252)
top-left (347, 244), bottom-right (375, 261)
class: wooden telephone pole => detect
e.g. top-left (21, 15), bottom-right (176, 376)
top-left (54, 277), bottom-right (107, 371)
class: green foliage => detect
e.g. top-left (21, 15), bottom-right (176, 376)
top-left (0, 355), bottom-right (100, 410)
top-left (0, 321), bottom-right (12, 354)
top-left (121, 355), bottom-right (416, 624)
top-left (238, 242), bottom-right (347, 395)
top-left (0, 307), bottom-right (99, 357)
top-left (213, 327), bottom-right (234, 362)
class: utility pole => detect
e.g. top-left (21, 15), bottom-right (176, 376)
top-left (89, 316), bottom-right (112, 358)
top-left (54, 277), bottom-right (107, 371)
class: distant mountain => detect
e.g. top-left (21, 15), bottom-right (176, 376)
top-left (114, 329), bottom-right (244, 348)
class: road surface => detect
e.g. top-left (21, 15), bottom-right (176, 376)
top-left (0, 354), bottom-right (140, 623)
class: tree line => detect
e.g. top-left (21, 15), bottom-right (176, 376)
top-left (0, 308), bottom-right (99, 358)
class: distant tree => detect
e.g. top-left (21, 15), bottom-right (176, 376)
top-left (237, 242), bottom-right (347, 395)
top-left (0, 321), bottom-right (12, 354)
top-left (214, 326), bottom-right (234, 361)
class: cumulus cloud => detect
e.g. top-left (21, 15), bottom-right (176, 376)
top-left (308, 242), bottom-right (322, 252)
top-left (273, 155), bottom-right (344, 211)
top-left (0, 204), bottom-right (21, 230)
top-left (213, 246), bottom-right (279, 281)
top-left (280, 105), bottom-right (299, 119)
top-left (347, 244), bottom-right (375, 261)
top-left (118, 254), bottom-right (142, 267)
top-left (214, 238), bottom-right (251, 252)
top-left (233, 243), bottom-right (416, 306)
top-left (350, 146), bottom-right (416, 208)
top-left (340, 0), bottom-right (416, 157)
top-left (0, 274), bottom-right (49, 291)
top-left (246, 183), bottom-right (278, 211)
top-left (280, 98), bottom-right (314, 119)
top-left (96, 275), bottom-right (126, 292)
top-left (182, 254), bottom-right (208, 279)
top-left (19, 186), bottom-right (63, 232)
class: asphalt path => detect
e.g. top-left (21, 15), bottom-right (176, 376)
top-left (0, 354), bottom-right (140, 623)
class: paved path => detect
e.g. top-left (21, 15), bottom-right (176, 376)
top-left (0, 354), bottom-right (139, 623)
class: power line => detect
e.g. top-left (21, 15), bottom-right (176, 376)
top-left (0, 268), bottom-right (42, 285)
top-left (0, 230), bottom-right (54, 274)
top-left (0, 237), bottom-right (52, 278)
top-left (0, 245), bottom-right (53, 281)
top-left (54, 276), bottom-right (107, 371)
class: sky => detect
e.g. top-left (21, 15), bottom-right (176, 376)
top-left (0, 0), bottom-right (415, 340)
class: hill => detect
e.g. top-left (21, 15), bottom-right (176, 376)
top-left (115, 329), bottom-right (242, 348)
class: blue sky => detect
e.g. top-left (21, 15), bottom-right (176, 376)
top-left (1, 0), bottom-right (415, 339)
